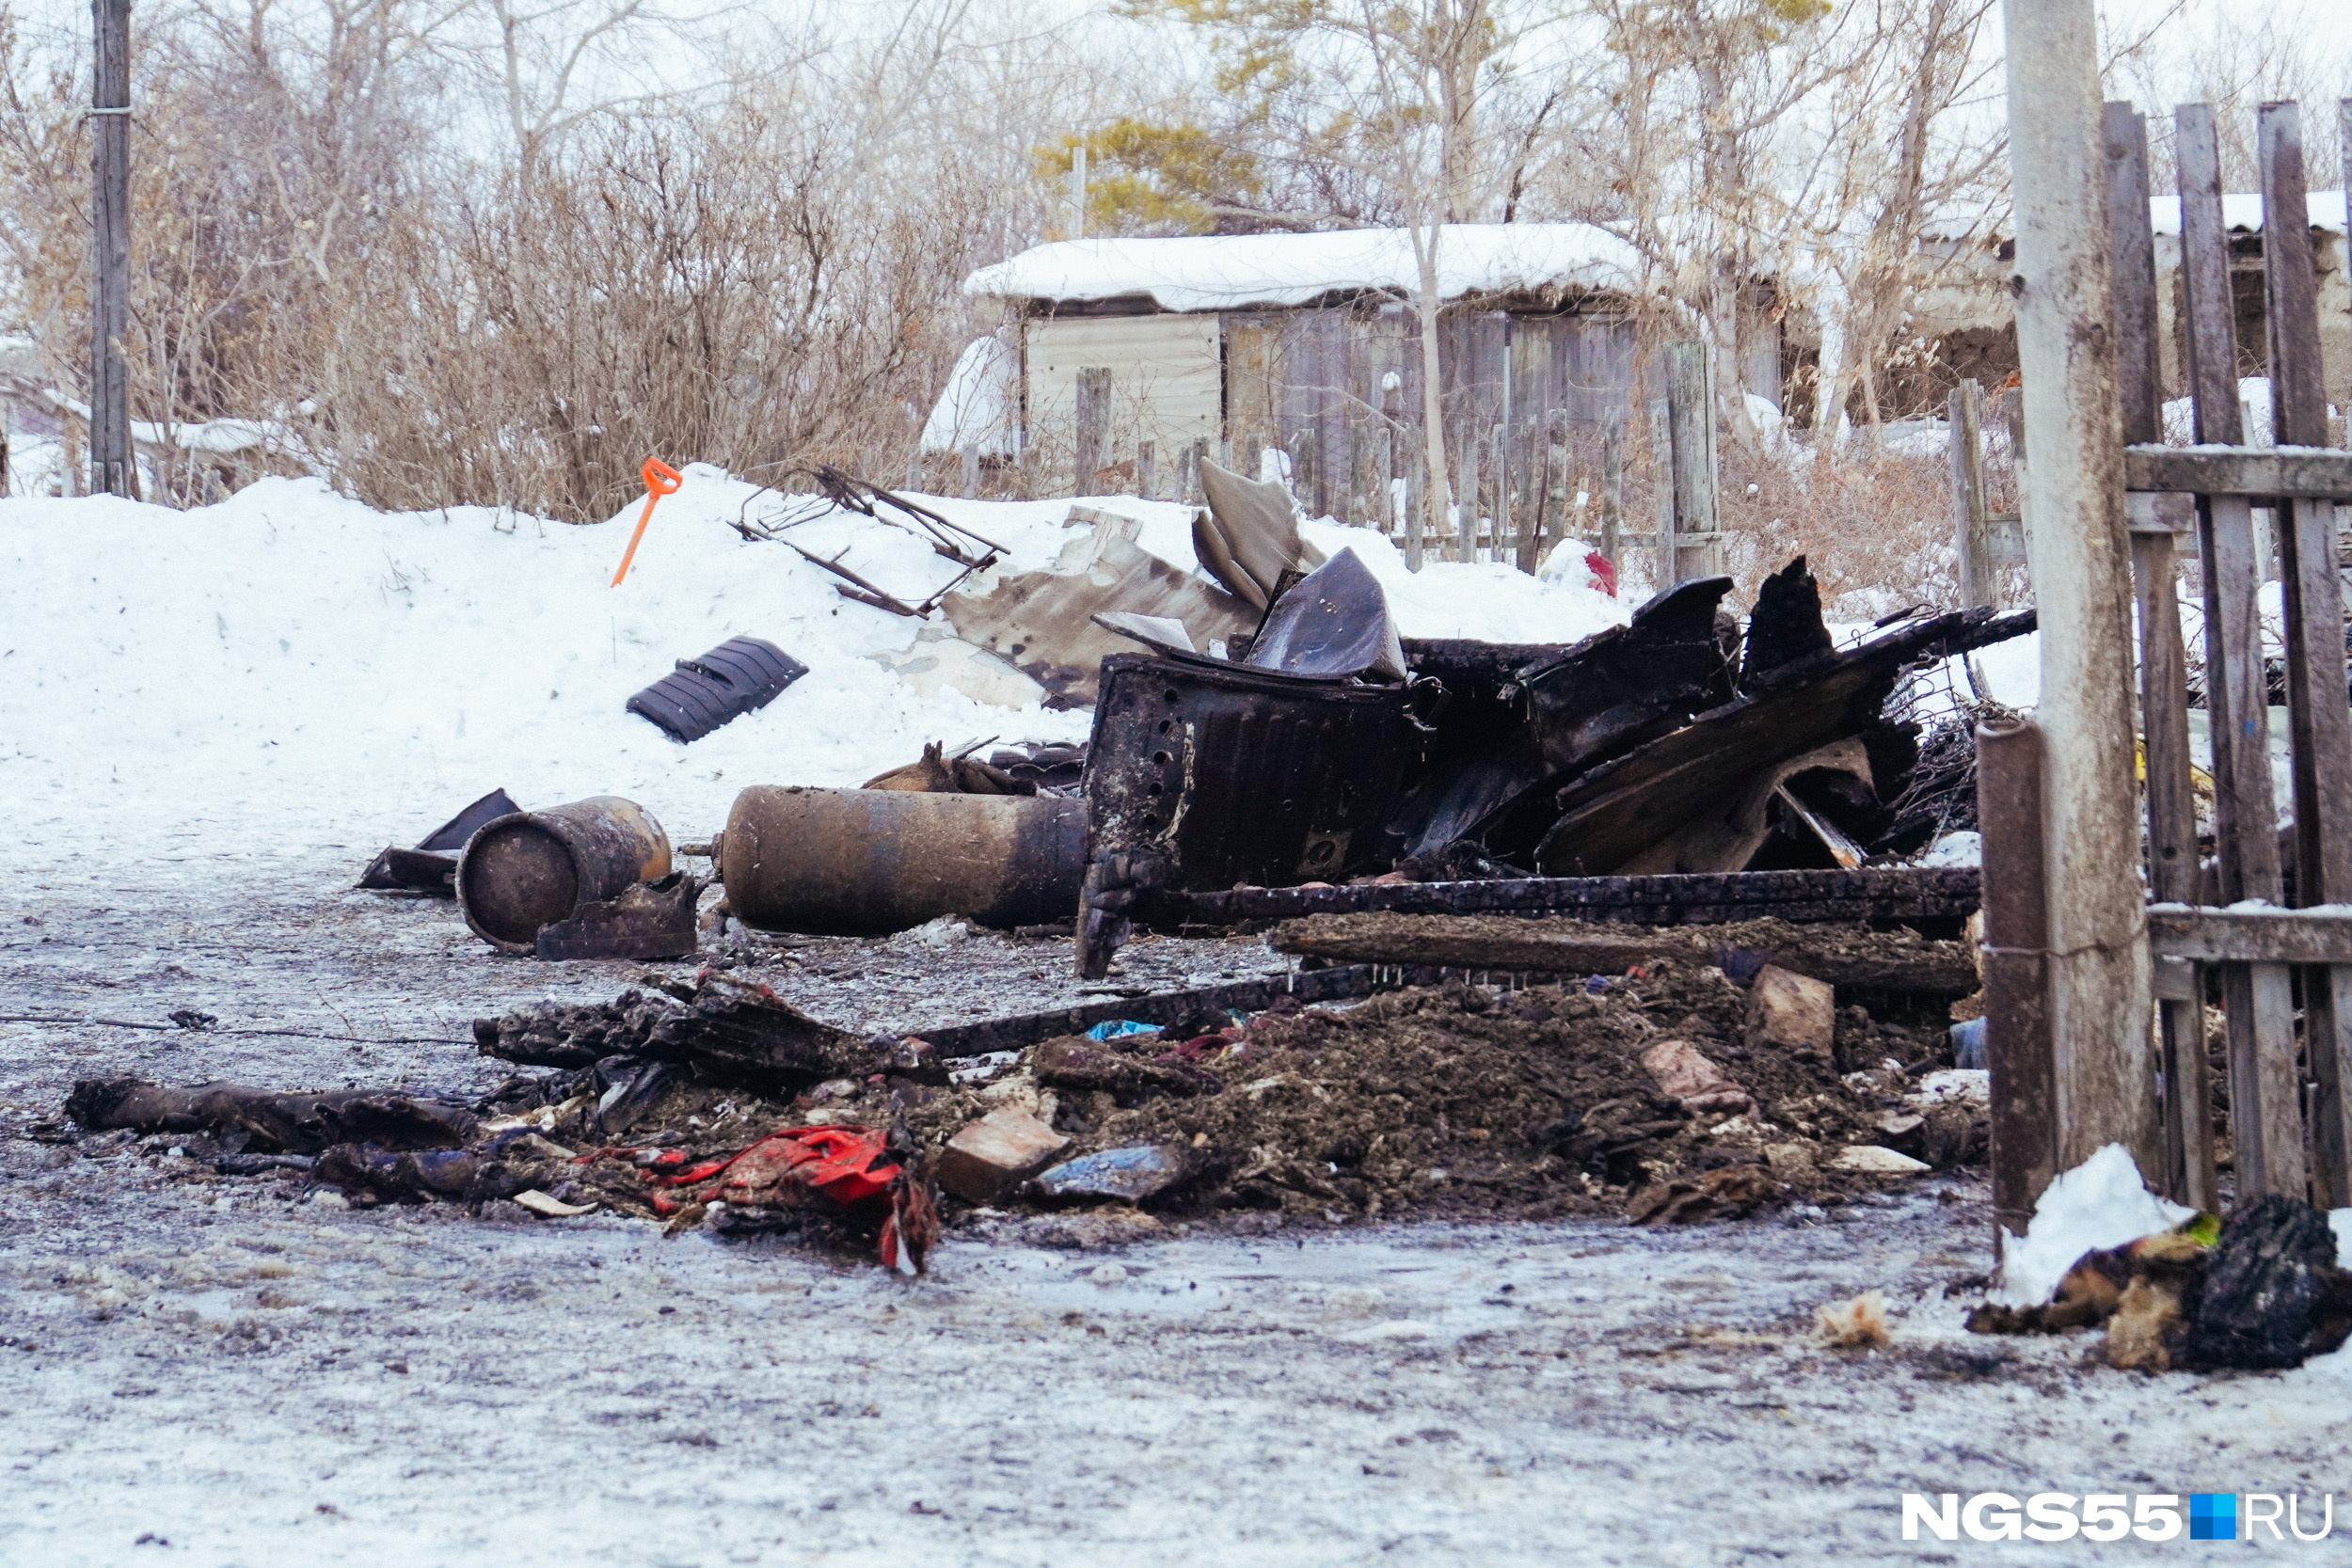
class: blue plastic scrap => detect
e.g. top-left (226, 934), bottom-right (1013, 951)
top-left (1031, 1143), bottom-right (1199, 1203)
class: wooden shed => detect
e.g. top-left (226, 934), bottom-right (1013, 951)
top-left (953, 225), bottom-right (1766, 525)
top-left (1883, 190), bottom-right (2350, 422)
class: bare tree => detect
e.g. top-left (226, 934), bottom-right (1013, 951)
top-left (1799, 0), bottom-right (2002, 454)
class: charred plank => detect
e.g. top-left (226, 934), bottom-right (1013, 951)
top-left (64, 1078), bottom-right (481, 1153)
top-left (1269, 912), bottom-right (1980, 994)
top-left (1137, 866), bottom-right (1981, 928)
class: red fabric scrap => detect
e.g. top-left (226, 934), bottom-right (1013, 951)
top-left (624, 1123), bottom-right (935, 1273)
top-left (645, 1123), bottom-right (898, 1209)
top-left (1585, 550), bottom-right (1618, 598)
top-left (1155, 1028), bottom-right (1239, 1065)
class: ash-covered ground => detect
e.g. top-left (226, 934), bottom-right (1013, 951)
top-left (6, 839), bottom-right (2348, 1567)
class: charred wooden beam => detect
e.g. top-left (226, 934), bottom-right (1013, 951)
top-left (1138, 866), bottom-right (1981, 929)
top-left (1269, 912), bottom-right (1980, 994)
top-left (64, 1079), bottom-right (480, 1153)
top-left (472, 976), bottom-right (941, 1087)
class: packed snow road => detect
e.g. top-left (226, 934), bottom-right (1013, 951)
top-left (4, 842), bottom-right (2347, 1568)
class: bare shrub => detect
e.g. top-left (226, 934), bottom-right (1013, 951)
top-left (0, 2), bottom-right (1107, 517)
top-left (319, 101), bottom-right (1002, 520)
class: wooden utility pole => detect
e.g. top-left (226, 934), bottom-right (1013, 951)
top-left (1948, 379), bottom-right (1994, 608)
top-left (1662, 341), bottom-right (1723, 583)
top-left (2000, 0), bottom-right (2158, 1179)
top-left (1073, 367), bottom-right (1109, 494)
top-left (91, 0), bottom-right (134, 499)
top-left (1598, 413), bottom-right (1624, 581)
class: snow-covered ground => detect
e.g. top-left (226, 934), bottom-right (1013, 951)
top-left (0, 472), bottom-right (1626, 861)
top-left (16, 1152), bottom-right (2338, 1568)
top-left (9, 828), bottom-right (2349, 1568)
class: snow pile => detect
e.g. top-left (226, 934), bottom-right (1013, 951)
top-left (1335, 525), bottom-right (1622, 641)
top-left (2, 467), bottom-right (1091, 855)
top-left (919, 337), bottom-right (1019, 456)
top-left (1914, 1069), bottom-right (1988, 1105)
top-left (1917, 830), bottom-right (1980, 867)
top-left (1990, 1145), bottom-right (2195, 1307)
top-left (0, 469), bottom-right (1627, 860)
top-left (963, 224), bottom-right (1641, 312)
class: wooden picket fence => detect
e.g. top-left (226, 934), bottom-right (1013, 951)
top-left (2011, 97), bottom-right (2352, 1219)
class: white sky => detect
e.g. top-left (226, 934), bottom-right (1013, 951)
top-left (2094, 0), bottom-right (2352, 85)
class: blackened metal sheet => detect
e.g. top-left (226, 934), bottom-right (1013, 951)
top-left (1534, 607), bottom-right (2030, 877)
top-left (1242, 547), bottom-right (1406, 681)
top-left (357, 787), bottom-right (523, 893)
top-left (1517, 576), bottom-right (1737, 779)
top-left (1382, 576), bottom-right (1736, 862)
top-left (357, 847), bottom-right (459, 893)
top-left (1085, 653), bottom-right (1424, 893)
top-left (419, 789), bottom-right (524, 852)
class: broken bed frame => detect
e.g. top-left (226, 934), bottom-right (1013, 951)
top-left (1984, 99), bottom-right (2352, 1232)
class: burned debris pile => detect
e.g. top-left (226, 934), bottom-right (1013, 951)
top-left (1069, 558), bottom-right (2026, 974)
top-left (349, 467), bottom-right (2029, 982)
top-left (159, 467), bottom-right (2041, 1276)
top-left (67, 936), bottom-right (1989, 1268)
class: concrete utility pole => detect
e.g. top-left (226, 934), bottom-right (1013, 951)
top-left (1999, 0), bottom-right (2159, 1178)
top-left (91, 0), bottom-right (134, 498)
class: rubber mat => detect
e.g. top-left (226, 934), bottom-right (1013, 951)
top-left (627, 637), bottom-right (808, 743)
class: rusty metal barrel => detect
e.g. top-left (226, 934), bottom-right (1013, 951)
top-left (717, 785), bottom-right (1085, 936)
top-left (456, 796), bottom-right (674, 953)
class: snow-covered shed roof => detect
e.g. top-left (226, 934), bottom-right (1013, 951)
top-left (2146, 191), bottom-right (2347, 237)
top-left (962, 224), bottom-right (1642, 313)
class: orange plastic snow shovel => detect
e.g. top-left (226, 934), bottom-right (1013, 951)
top-left (610, 458), bottom-right (685, 587)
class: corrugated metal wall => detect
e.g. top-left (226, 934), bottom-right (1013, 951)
top-left (1025, 313), bottom-right (1222, 482)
